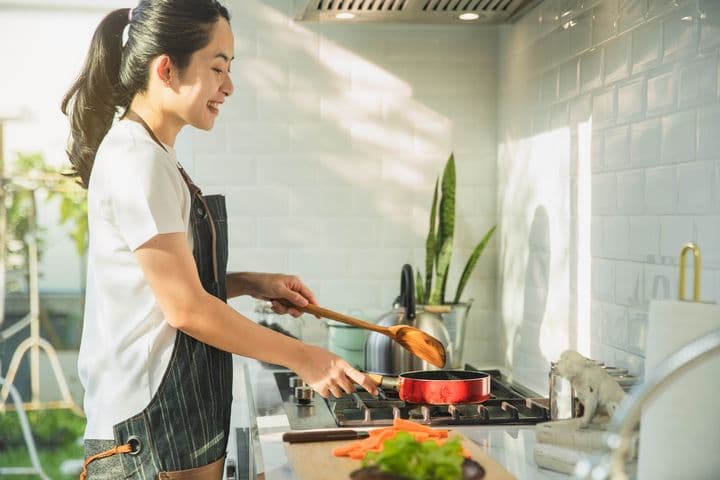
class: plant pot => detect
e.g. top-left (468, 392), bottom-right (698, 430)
top-left (422, 300), bottom-right (472, 369)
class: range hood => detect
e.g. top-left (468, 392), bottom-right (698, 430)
top-left (294, 0), bottom-right (541, 24)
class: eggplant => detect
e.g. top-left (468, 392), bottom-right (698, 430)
top-left (349, 459), bottom-right (485, 480)
top-left (350, 467), bottom-right (411, 480)
top-left (462, 458), bottom-right (486, 479)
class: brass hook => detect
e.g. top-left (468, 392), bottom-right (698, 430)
top-left (678, 242), bottom-right (701, 302)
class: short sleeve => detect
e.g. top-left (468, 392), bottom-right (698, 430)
top-left (108, 148), bottom-right (186, 251)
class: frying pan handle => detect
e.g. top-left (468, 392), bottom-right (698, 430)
top-left (367, 373), bottom-right (400, 391)
top-left (400, 264), bottom-right (416, 322)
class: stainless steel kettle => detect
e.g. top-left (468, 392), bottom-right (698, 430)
top-left (365, 264), bottom-right (453, 375)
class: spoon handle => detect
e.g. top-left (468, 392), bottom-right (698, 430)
top-left (299, 304), bottom-right (388, 334)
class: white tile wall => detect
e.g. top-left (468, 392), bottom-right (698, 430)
top-left (646, 69), bottom-right (676, 114)
top-left (630, 119), bottom-right (661, 166)
top-left (661, 110), bottom-right (695, 163)
top-left (179, 0), bottom-right (500, 361)
top-left (698, 105), bottom-right (720, 158)
top-left (498, 0), bottom-right (720, 393)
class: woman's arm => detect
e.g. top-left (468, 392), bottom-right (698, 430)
top-left (134, 232), bottom-right (377, 398)
top-left (226, 272), bottom-right (253, 298)
top-left (225, 272), bottom-right (316, 317)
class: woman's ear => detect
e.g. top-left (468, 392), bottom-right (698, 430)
top-left (155, 54), bottom-right (174, 87)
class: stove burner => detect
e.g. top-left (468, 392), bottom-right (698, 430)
top-left (274, 367), bottom-right (551, 430)
top-left (328, 392), bottom-right (546, 427)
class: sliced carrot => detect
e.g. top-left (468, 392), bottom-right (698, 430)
top-left (410, 432), bottom-right (430, 441)
top-left (346, 430), bottom-right (397, 452)
top-left (349, 450), bottom-right (366, 460)
top-left (362, 430), bottom-right (397, 448)
top-left (369, 426), bottom-right (399, 437)
top-left (374, 430), bottom-right (398, 446)
top-left (393, 418), bottom-right (437, 434)
top-left (332, 421), bottom-right (456, 460)
top-left (332, 444), bottom-right (359, 457)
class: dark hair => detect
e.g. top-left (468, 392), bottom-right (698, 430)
top-left (61, 0), bottom-right (230, 188)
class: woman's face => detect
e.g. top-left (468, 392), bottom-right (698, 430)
top-left (173, 18), bottom-right (234, 131)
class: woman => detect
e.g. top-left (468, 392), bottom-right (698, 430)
top-left (62, 1), bottom-right (377, 478)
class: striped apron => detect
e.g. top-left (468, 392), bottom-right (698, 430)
top-left (83, 115), bottom-right (232, 479)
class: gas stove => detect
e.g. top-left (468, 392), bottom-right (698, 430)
top-left (274, 366), bottom-right (550, 430)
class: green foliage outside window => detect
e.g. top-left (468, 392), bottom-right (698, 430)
top-left (5, 152), bottom-right (88, 293)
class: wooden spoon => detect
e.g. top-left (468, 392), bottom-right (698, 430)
top-left (298, 303), bottom-right (446, 368)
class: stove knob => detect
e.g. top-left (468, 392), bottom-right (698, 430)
top-left (295, 386), bottom-right (314, 405)
top-left (289, 376), bottom-right (307, 390)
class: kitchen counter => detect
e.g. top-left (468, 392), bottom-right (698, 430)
top-left (229, 356), bottom-right (571, 480)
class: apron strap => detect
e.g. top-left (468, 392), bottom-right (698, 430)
top-left (175, 164), bottom-right (219, 284)
top-left (123, 109), bottom-right (169, 154)
top-left (80, 443), bottom-right (134, 480)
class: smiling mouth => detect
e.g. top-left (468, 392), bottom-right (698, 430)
top-left (207, 101), bottom-right (221, 114)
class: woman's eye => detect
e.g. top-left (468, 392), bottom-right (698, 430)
top-left (213, 68), bottom-right (224, 74)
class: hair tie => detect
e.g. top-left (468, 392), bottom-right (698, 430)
top-left (122, 8), bottom-right (133, 48)
top-left (121, 23), bottom-right (130, 47)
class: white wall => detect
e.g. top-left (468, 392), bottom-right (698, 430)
top-left (1, 1), bottom-right (500, 365)
top-left (497, 0), bottom-right (720, 393)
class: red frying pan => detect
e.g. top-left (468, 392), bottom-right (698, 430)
top-left (368, 370), bottom-right (491, 405)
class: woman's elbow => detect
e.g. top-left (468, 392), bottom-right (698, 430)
top-left (163, 291), bottom-right (209, 329)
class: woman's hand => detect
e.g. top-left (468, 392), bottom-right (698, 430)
top-left (227, 272), bottom-right (316, 317)
top-left (293, 344), bottom-right (378, 398)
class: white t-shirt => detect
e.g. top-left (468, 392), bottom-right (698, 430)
top-left (78, 120), bottom-right (193, 439)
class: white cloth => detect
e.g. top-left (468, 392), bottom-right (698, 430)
top-left (78, 120), bottom-right (193, 439)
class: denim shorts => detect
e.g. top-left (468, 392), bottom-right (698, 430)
top-left (84, 439), bottom-right (125, 479)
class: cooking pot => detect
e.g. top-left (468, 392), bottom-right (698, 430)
top-left (365, 264), bottom-right (452, 375)
top-left (368, 370), bottom-right (491, 404)
top-left (326, 315), bottom-right (368, 370)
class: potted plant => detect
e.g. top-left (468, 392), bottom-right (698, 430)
top-left (415, 152), bottom-right (496, 368)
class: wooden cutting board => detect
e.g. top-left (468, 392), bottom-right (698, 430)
top-left (283, 430), bottom-right (516, 480)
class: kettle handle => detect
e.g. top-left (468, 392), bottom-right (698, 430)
top-left (400, 264), bottom-right (416, 322)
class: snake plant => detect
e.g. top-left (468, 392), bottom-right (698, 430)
top-left (415, 153), bottom-right (497, 305)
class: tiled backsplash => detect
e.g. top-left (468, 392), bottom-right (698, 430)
top-left (498, 0), bottom-right (720, 393)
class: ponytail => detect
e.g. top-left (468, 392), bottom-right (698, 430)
top-left (61, 9), bottom-right (130, 189)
